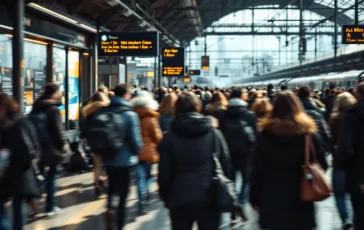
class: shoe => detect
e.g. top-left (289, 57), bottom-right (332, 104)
top-left (105, 211), bottom-right (116, 230)
top-left (138, 204), bottom-right (148, 215)
top-left (47, 206), bottom-right (63, 218)
top-left (343, 222), bottom-right (353, 230)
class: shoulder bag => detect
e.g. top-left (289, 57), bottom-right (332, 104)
top-left (300, 134), bottom-right (332, 202)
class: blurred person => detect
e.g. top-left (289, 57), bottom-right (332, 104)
top-left (131, 91), bottom-right (163, 215)
top-left (248, 91), bottom-right (262, 109)
top-left (0, 94), bottom-right (40, 230)
top-left (335, 90), bottom-right (343, 96)
top-left (297, 85), bottom-right (331, 150)
top-left (338, 83), bottom-right (364, 230)
top-left (108, 91), bottom-right (115, 98)
top-left (323, 89), bottom-right (336, 121)
top-left (30, 83), bottom-right (68, 217)
top-left (250, 91), bottom-right (328, 230)
top-left (219, 88), bottom-right (257, 206)
top-left (159, 93), bottom-right (178, 132)
top-left (348, 87), bottom-right (355, 96)
top-left (205, 92), bottom-right (228, 120)
top-left (156, 87), bottom-right (166, 103)
top-left (329, 92), bottom-right (357, 230)
top-left (81, 91), bottom-right (111, 196)
top-left (280, 85), bottom-right (288, 91)
top-left (250, 98), bottom-right (273, 123)
top-left (158, 92), bottom-right (231, 230)
top-left (95, 84), bottom-right (143, 230)
top-left (311, 93), bottom-right (326, 113)
top-left (267, 84), bottom-right (275, 102)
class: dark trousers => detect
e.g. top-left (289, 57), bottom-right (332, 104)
top-left (45, 164), bottom-right (58, 212)
top-left (105, 166), bottom-right (131, 229)
top-left (231, 161), bottom-right (249, 204)
top-left (170, 206), bottom-right (220, 230)
top-left (350, 189), bottom-right (364, 229)
top-left (0, 184), bottom-right (25, 230)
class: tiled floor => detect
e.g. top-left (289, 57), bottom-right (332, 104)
top-left (18, 168), bottom-right (347, 230)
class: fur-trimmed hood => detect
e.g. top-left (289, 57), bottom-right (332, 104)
top-left (205, 102), bottom-right (227, 114)
top-left (134, 107), bottom-right (159, 118)
top-left (259, 113), bottom-right (317, 136)
top-left (131, 91), bottom-right (159, 111)
top-left (82, 94), bottom-right (110, 117)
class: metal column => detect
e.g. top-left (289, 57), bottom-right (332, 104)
top-left (355, 0), bottom-right (359, 25)
top-left (157, 53), bottom-right (161, 87)
top-left (153, 57), bottom-right (157, 89)
top-left (334, 0), bottom-right (338, 70)
top-left (91, 35), bottom-right (98, 92)
top-left (65, 48), bottom-right (69, 129)
top-left (12, 0), bottom-right (25, 110)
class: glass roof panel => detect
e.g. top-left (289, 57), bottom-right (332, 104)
top-left (313, 0), bottom-right (364, 23)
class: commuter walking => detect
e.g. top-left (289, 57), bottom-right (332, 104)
top-left (250, 91), bottom-right (328, 230)
top-left (158, 92), bottom-right (231, 230)
top-left (219, 88), bottom-right (257, 205)
top-left (297, 85), bottom-right (331, 149)
top-left (81, 91), bottom-right (110, 195)
top-left (0, 94), bottom-right (40, 230)
top-left (131, 91), bottom-right (163, 215)
top-left (89, 84), bottom-right (143, 230)
top-left (329, 92), bottom-right (356, 230)
top-left (158, 93), bottom-right (177, 132)
top-left (204, 92), bottom-right (228, 124)
top-left (338, 83), bottom-right (364, 230)
top-left (30, 83), bottom-right (69, 217)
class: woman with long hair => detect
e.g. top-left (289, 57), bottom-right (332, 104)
top-left (158, 92), bottom-right (231, 230)
top-left (250, 98), bottom-right (273, 123)
top-left (159, 93), bottom-right (178, 132)
top-left (0, 94), bottom-right (40, 230)
top-left (81, 91), bottom-right (110, 196)
top-left (329, 92), bottom-right (357, 230)
top-left (250, 91), bottom-right (328, 230)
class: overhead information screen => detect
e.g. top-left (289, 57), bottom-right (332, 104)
top-left (342, 25), bottom-right (364, 44)
top-left (162, 47), bottom-right (185, 77)
top-left (201, 56), bottom-right (210, 70)
top-left (98, 32), bottom-right (159, 56)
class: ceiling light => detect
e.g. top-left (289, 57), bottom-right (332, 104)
top-left (105, 0), bottom-right (118, 6)
top-left (24, 38), bottom-right (48, 45)
top-left (29, 3), bottom-right (78, 24)
top-left (79, 23), bottom-right (97, 32)
top-left (122, 9), bottom-right (132, 17)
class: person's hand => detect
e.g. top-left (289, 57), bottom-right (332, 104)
top-left (360, 184), bottom-right (364, 195)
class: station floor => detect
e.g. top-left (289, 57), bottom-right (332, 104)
top-left (19, 167), bottom-right (347, 230)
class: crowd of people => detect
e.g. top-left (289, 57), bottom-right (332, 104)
top-left (0, 81), bottom-right (364, 230)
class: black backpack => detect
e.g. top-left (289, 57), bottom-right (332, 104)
top-left (222, 118), bottom-right (255, 158)
top-left (87, 107), bottom-right (130, 159)
top-left (28, 111), bottom-right (50, 144)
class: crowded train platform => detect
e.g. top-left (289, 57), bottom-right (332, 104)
top-left (1, 0), bottom-right (364, 230)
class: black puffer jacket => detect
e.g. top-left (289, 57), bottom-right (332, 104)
top-left (32, 97), bottom-right (67, 165)
top-left (220, 98), bottom-right (257, 163)
top-left (158, 112), bottom-right (231, 208)
top-left (301, 98), bottom-right (331, 147)
top-left (338, 100), bottom-right (364, 191)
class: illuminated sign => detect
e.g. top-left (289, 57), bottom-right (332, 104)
top-left (342, 25), bottom-right (364, 44)
top-left (98, 32), bottom-right (159, 56)
top-left (146, 71), bottom-right (154, 77)
top-left (189, 70), bottom-right (201, 75)
top-left (201, 56), bottom-right (209, 70)
top-left (162, 47), bottom-right (185, 77)
top-left (182, 78), bottom-right (191, 83)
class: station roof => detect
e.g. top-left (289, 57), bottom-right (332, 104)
top-left (36, 0), bottom-right (358, 45)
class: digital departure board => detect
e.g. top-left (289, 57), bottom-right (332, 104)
top-left (201, 56), bottom-right (210, 70)
top-left (162, 47), bottom-right (185, 77)
top-left (98, 32), bottom-right (159, 56)
top-left (189, 70), bottom-right (201, 76)
top-left (342, 25), bottom-right (364, 44)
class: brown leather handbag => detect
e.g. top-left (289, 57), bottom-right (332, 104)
top-left (300, 135), bottom-right (332, 202)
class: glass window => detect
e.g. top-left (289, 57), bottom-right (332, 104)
top-left (0, 34), bottom-right (13, 95)
top-left (53, 47), bottom-right (66, 122)
top-left (68, 50), bottom-right (80, 129)
top-left (24, 41), bottom-right (47, 113)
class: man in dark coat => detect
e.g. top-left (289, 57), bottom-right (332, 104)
top-left (338, 83), bottom-right (364, 230)
top-left (219, 88), bottom-right (257, 205)
top-left (31, 83), bottom-right (68, 217)
top-left (322, 88), bottom-right (336, 121)
top-left (298, 86), bottom-right (331, 149)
